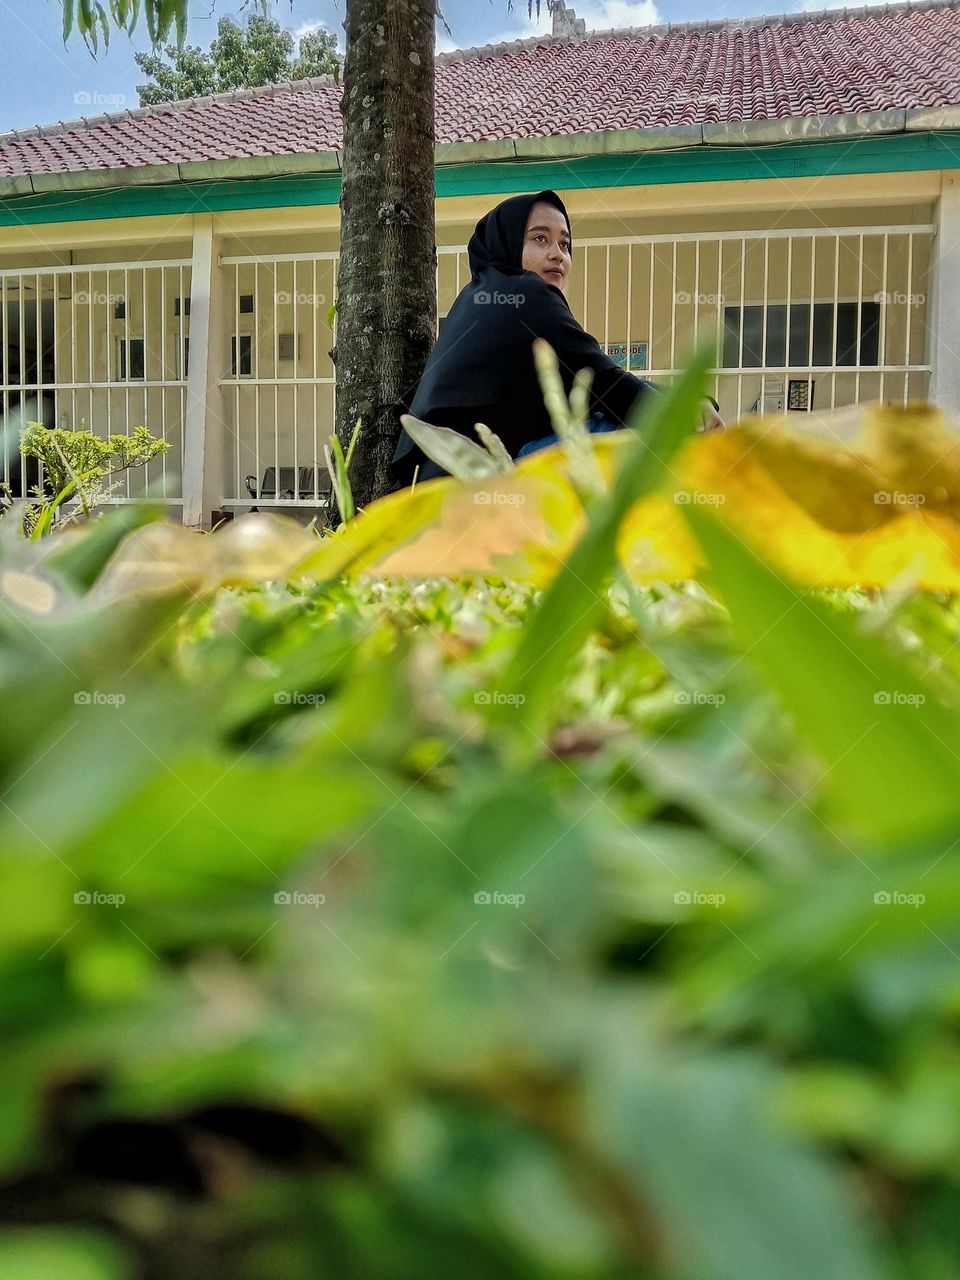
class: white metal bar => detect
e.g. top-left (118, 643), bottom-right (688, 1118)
top-left (312, 258), bottom-right (319, 500)
top-left (879, 233), bottom-right (889, 404)
top-left (626, 243), bottom-right (632, 377)
top-left (905, 232), bottom-right (915, 406)
top-left (760, 238), bottom-right (769, 408)
top-left (785, 236), bottom-right (793, 406)
top-left (670, 240), bottom-right (677, 372)
top-left (1, 272), bottom-right (8, 488)
top-left (855, 234), bottom-right (864, 405)
top-left (218, 251), bottom-right (339, 266)
top-left (273, 264), bottom-right (279, 496)
top-left (571, 225), bottom-right (937, 248)
top-left (0, 258), bottom-right (190, 280)
top-left (737, 237), bottom-right (745, 420)
top-left (235, 263), bottom-right (241, 505)
top-left (123, 265), bottom-right (131, 498)
top-left (255, 263), bottom-right (261, 494)
top-left (647, 243), bottom-right (655, 386)
top-left (293, 262), bottom-right (299, 494)
top-left (830, 236), bottom-right (840, 410)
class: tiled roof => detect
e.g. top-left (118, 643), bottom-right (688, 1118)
top-left (3, 0), bottom-right (960, 179)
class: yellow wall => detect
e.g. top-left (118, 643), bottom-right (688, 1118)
top-left (0, 170), bottom-right (943, 500)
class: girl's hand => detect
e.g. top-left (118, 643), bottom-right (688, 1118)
top-left (696, 399), bottom-right (725, 434)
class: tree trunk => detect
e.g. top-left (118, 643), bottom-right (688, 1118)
top-left (332, 0), bottom-right (437, 513)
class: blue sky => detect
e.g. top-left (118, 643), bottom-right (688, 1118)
top-left (2, 0), bottom-right (821, 134)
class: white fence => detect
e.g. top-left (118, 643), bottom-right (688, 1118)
top-left (0, 224), bottom-right (934, 510)
top-left (0, 260), bottom-right (190, 503)
top-left (218, 252), bottom-right (338, 508)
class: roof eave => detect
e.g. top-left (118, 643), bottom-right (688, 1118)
top-left (0, 149), bottom-right (343, 199)
top-left (3, 109), bottom-right (960, 202)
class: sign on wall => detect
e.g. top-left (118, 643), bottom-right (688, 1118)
top-left (605, 341), bottom-right (649, 371)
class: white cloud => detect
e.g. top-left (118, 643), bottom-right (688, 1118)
top-left (291, 17), bottom-right (345, 56)
top-left (574, 0), bottom-right (662, 31)
top-left (792, 0), bottom-right (893, 7)
top-left (436, 19), bottom-right (546, 53)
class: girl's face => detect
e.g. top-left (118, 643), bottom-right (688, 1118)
top-left (521, 201), bottom-right (571, 293)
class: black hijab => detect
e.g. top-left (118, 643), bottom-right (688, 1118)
top-left (466, 189), bottom-right (572, 280)
top-left (390, 189), bottom-right (655, 485)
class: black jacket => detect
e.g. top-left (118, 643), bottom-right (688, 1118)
top-left (390, 190), bottom-right (656, 486)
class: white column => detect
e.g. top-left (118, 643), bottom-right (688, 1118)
top-left (929, 174), bottom-right (960, 415)
top-left (182, 215), bottom-right (229, 528)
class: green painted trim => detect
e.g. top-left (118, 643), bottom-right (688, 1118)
top-left (435, 131), bottom-right (960, 197)
top-left (0, 172), bottom-right (342, 227)
top-left (2, 131), bottom-right (960, 228)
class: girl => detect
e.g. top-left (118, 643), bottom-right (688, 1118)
top-left (391, 189), bottom-right (721, 488)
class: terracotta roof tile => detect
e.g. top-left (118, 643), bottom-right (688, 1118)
top-left (2, 0), bottom-right (960, 179)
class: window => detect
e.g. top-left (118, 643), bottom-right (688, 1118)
top-left (114, 300), bottom-right (126, 320)
top-left (239, 294), bottom-right (254, 314)
top-left (176, 336), bottom-right (189, 381)
top-left (118, 337), bottom-right (145, 380)
top-left (722, 302), bottom-right (880, 368)
top-left (231, 334), bottom-right (253, 377)
top-left (174, 296), bottom-right (191, 317)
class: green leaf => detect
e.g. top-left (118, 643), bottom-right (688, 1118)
top-left (495, 346), bottom-right (712, 749)
top-left (399, 414), bottom-right (510, 481)
top-left (0, 1230), bottom-right (131, 1280)
top-left (586, 1012), bottom-right (890, 1280)
top-left (682, 504), bottom-right (960, 843)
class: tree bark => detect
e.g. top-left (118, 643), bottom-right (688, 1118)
top-left (332, 0), bottom-right (437, 513)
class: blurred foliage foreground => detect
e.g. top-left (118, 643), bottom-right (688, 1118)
top-left (3, 362), bottom-right (960, 1280)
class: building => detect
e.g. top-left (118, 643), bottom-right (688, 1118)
top-left (1, 0), bottom-right (960, 525)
